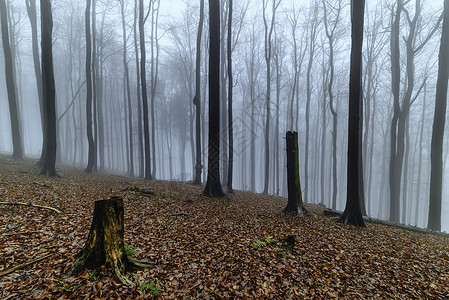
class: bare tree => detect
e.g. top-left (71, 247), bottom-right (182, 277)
top-left (140, 0), bottom-right (152, 180)
top-left (193, 0), bottom-right (205, 185)
top-left (0, 0), bottom-right (22, 159)
top-left (39, 0), bottom-right (57, 177)
top-left (262, 0), bottom-right (281, 194)
top-left (203, 0), bottom-right (225, 198)
top-left (428, 0), bottom-right (449, 232)
top-left (338, 0), bottom-right (366, 227)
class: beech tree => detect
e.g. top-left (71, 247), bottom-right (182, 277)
top-left (338, 0), bottom-right (365, 227)
top-left (193, 0), bottom-right (205, 185)
top-left (39, 0), bottom-right (58, 177)
top-left (85, 0), bottom-right (95, 173)
top-left (428, 0), bottom-right (449, 232)
top-left (0, 0), bottom-right (22, 159)
top-left (203, 0), bottom-right (225, 198)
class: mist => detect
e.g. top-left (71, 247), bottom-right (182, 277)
top-left (0, 0), bottom-right (448, 231)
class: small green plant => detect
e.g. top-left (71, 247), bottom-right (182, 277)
top-left (252, 241), bottom-right (267, 249)
top-left (253, 236), bottom-right (276, 250)
top-left (140, 280), bottom-right (161, 297)
top-left (125, 244), bottom-right (136, 256)
top-left (265, 236), bottom-right (275, 244)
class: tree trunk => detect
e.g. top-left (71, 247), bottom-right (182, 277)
top-left (193, 0), bottom-right (204, 185)
top-left (202, 0), bottom-right (225, 198)
top-left (428, 0), bottom-right (449, 232)
top-left (226, 0), bottom-right (234, 194)
top-left (140, 0), bottom-right (152, 180)
top-left (120, 0), bottom-right (134, 177)
top-left (25, 0), bottom-right (43, 163)
top-left (39, 0), bottom-right (57, 177)
top-left (338, 0), bottom-right (365, 227)
top-left (68, 197), bottom-right (148, 285)
top-left (283, 131), bottom-right (304, 215)
top-left (85, 0), bottom-right (95, 173)
top-left (0, 0), bottom-right (22, 159)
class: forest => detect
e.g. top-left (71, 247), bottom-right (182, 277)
top-left (1, 0), bottom-right (449, 297)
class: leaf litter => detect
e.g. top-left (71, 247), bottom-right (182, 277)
top-left (0, 156), bottom-right (448, 299)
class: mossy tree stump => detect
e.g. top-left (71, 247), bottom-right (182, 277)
top-left (283, 131), bottom-right (305, 216)
top-left (68, 196), bottom-right (149, 285)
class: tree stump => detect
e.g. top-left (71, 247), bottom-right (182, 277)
top-left (68, 196), bottom-right (148, 285)
top-left (283, 131), bottom-right (305, 216)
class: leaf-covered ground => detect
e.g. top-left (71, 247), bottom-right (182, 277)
top-left (0, 156), bottom-right (448, 299)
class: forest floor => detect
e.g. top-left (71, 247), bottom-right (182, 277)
top-left (0, 156), bottom-right (448, 299)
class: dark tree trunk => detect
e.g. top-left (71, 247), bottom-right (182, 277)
top-left (226, 0), bottom-right (234, 194)
top-left (193, 0), bottom-right (205, 185)
top-left (202, 0), bottom-right (225, 198)
top-left (68, 197), bottom-right (148, 285)
top-left (283, 131), bottom-right (304, 215)
top-left (39, 0), bottom-right (57, 177)
top-left (338, 0), bottom-right (366, 227)
top-left (428, 0), bottom-right (449, 232)
top-left (140, 0), bottom-right (152, 180)
top-left (0, 0), bottom-right (22, 159)
top-left (85, 0), bottom-right (95, 173)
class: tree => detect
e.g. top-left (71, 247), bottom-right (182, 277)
top-left (428, 0), bottom-right (449, 232)
top-left (85, 0), bottom-right (96, 173)
top-left (193, 0), bottom-right (205, 185)
top-left (226, 0), bottom-right (234, 193)
top-left (322, 0), bottom-right (343, 210)
top-left (0, 0), bottom-right (22, 159)
top-left (119, 0), bottom-right (134, 177)
top-left (338, 0), bottom-right (365, 227)
top-left (304, 1), bottom-right (319, 203)
top-left (25, 0), bottom-right (43, 163)
top-left (202, 0), bottom-right (225, 198)
top-left (39, 0), bottom-right (57, 177)
top-left (389, 0), bottom-right (442, 222)
top-left (140, 0), bottom-right (152, 180)
top-left (262, 0), bottom-right (281, 194)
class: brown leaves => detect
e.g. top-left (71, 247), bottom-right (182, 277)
top-left (0, 157), bottom-right (449, 298)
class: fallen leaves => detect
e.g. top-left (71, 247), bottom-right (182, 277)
top-left (0, 156), bottom-right (448, 298)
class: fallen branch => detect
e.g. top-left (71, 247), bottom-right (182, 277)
top-left (0, 253), bottom-right (52, 277)
top-left (0, 202), bottom-right (62, 214)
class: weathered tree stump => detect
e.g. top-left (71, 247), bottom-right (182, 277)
top-left (68, 196), bottom-right (149, 285)
top-left (283, 131), bottom-right (305, 216)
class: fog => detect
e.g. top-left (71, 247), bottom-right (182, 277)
top-left (0, 0), bottom-right (448, 231)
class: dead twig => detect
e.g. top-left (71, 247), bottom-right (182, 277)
top-left (0, 253), bottom-right (53, 277)
top-left (0, 202), bottom-right (62, 214)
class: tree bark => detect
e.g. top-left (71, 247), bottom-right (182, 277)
top-left (202, 0), bottom-right (225, 198)
top-left (226, 0), bottom-right (234, 194)
top-left (0, 0), bottom-right (22, 159)
top-left (428, 0), bottom-right (449, 232)
top-left (140, 0), bottom-right (152, 180)
top-left (39, 0), bottom-right (57, 177)
top-left (85, 0), bottom-right (95, 173)
top-left (193, 0), bottom-right (205, 185)
top-left (68, 197), bottom-right (148, 285)
top-left (338, 0), bottom-right (366, 227)
top-left (283, 131), bottom-right (304, 215)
